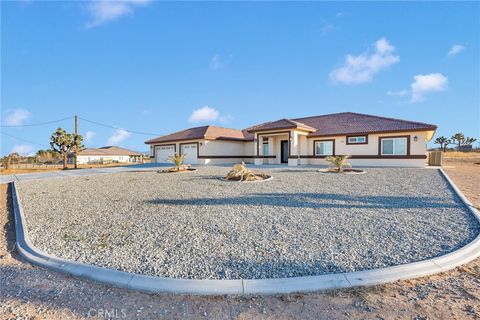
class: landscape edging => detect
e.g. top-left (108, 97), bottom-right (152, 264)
top-left (11, 168), bottom-right (480, 295)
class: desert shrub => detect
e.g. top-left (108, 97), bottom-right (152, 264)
top-left (166, 153), bottom-right (190, 172)
top-left (225, 162), bottom-right (269, 181)
top-left (325, 155), bottom-right (351, 173)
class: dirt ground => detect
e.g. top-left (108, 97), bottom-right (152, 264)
top-left (444, 156), bottom-right (480, 210)
top-left (0, 159), bottom-right (479, 319)
top-left (0, 162), bottom-right (140, 175)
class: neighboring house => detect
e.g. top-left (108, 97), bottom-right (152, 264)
top-left (145, 112), bottom-right (437, 167)
top-left (69, 146), bottom-right (144, 165)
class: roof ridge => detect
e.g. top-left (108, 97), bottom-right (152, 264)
top-left (284, 118), bottom-right (302, 126)
top-left (344, 112), bottom-right (436, 127)
top-left (291, 111), bottom-right (353, 121)
top-left (292, 111), bottom-right (436, 128)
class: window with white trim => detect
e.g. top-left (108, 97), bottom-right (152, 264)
top-left (262, 138), bottom-right (269, 155)
top-left (347, 136), bottom-right (367, 144)
top-left (262, 143), bottom-right (269, 155)
top-left (380, 137), bottom-right (407, 155)
top-left (315, 141), bottom-right (334, 156)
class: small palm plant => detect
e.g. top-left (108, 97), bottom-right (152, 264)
top-left (166, 153), bottom-right (188, 172)
top-left (325, 155), bottom-right (351, 173)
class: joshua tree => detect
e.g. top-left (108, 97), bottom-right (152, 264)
top-left (450, 133), bottom-right (465, 150)
top-left (1, 153), bottom-right (19, 170)
top-left (325, 155), bottom-right (352, 173)
top-left (434, 136), bottom-right (451, 152)
top-left (166, 153), bottom-right (188, 172)
top-left (450, 133), bottom-right (477, 150)
top-left (50, 128), bottom-right (84, 170)
top-left (464, 137), bottom-right (477, 146)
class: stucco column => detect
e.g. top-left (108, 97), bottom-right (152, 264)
top-left (254, 133), bottom-right (263, 165)
top-left (288, 131), bottom-right (299, 166)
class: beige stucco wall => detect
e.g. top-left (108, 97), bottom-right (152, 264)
top-left (255, 133), bottom-right (289, 164)
top-left (304, 131), bottom-right (428, 157)
top-left (305, 158), bottom-right (427, 167)
top-left (148, 130), bottom-right (429, 167)
top-left (202, 140), bottom-right (253, 164)
top-left (76, 155), bottom-right (132, 164)
top-left (299, 131), bottom-right (429, 167)
top-left (202, 140), bottom-right (245, 155)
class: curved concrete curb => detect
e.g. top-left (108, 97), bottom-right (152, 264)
top-left (317, 169), bottom-right (366, 175)
top-left (12, 168), bottom-right (480, 295)
top-left (157, 168), bottom-right (199, 174)
top-left (220, 175), bottom-right (274, 183)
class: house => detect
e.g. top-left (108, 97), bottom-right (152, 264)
top-left (145, 112), bottom-right (437, 167)
top-left (69, 146), bottom-right (144, 165)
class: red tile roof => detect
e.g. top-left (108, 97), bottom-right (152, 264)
top-left (247, 118), bottom-right (317, 133)
top-left (145, 112), bottom-right (437, 144)
top-left (145, 125), bottom-right (251, 144)
top-left (79, 146), bottom-right (143, 156)
top-left (292, 112), bottom-right (437, 137)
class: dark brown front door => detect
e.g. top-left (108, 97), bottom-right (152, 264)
top-left (281, 140), bottom-right (289, 163)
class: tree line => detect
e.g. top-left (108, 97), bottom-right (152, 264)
top-left (2, 127), bottom-right (83, 170)
top-left (434, 133), bottom-right (477, 152)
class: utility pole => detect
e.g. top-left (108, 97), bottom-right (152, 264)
top-left (74, 114), bottom-right (78, 169)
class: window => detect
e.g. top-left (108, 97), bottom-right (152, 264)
top-left (262, 143), bottom-right (269, 155)
top-left (315, 140), bottom-right (334, 156)
top-left (381, 137), bottom-right (407, 155)
top-left (347, 136), bottom-right (367, 144)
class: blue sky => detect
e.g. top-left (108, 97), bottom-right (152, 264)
top-left (1, 1), bottom-right (479, 155)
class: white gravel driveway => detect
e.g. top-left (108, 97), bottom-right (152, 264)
top-left (17, 167), bottom-right (479, 279)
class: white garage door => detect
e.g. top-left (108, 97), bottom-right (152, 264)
top-left (181, 144), bottom-right (198, 165)
top-left (155, 145), bottom-right (175, 163)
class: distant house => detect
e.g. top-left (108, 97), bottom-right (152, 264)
top-left (69, 146), bottom-right (143, 165)
top-left (458, 145), bottom-right (473, 152)
top-left (145, 112), bottom-right (437, 167)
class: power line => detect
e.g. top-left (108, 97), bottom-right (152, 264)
top-left (0, 131), bottom-right (127, 157)
top-left (0, 131), bottom-right (51, 149)
top-left (78, 116), bottom-right (161, 136)
top-left (0, 116), bottom-right (74, 128)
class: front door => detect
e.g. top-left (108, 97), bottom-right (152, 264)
top-left (280, 140), bottom-right (289, 163)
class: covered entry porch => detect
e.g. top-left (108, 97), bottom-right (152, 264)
top-left (253, 129), bottom-right (309, 166)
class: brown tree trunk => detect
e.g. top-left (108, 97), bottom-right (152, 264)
top-left (5, 156), bottom-right (11, 170)
top-left (62, 153), bottom-right (67, 170)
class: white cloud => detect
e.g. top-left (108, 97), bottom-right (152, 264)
top-left (210, 54), bottom-right (233, 70)
top-left (410, 73), bottom-right (448, 103)
top-left (84, 131), bottom-right (96, 144)
top-left (2, 108), bottom-right (31, 126)
top-left (386, 89), bottom-right (408, 97)
top-left (447, 44), bottom-right (465, 57)
top-left (107, 128), bottom-right (131, 145)
top-left (321, 23), bottom-right (334, 35)
top-left (11, 144), bottom-right (34, 156)
top-left (329, 37), bottom-right (400, 85)
top-left (86, 0), bottom-right (150, 29)
top-left (189, 106), bottom-right (220, 123)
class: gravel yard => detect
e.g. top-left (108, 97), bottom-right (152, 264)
top-left (17, 166), bottom-right (479, 280)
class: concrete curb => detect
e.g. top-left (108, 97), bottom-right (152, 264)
top-left (12, 169), bottom-right (480, 295)
top-left (220, 175), bottom-right (274, 183)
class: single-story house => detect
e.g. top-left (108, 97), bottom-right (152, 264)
top-left (69, 146), bottom-right (144, 165)
top-left (145, 112), bottom-right (437, 167)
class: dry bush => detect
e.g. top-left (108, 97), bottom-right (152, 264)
top-left (325, 155), bottom-right (352, 173)
top-left (166, 154), bottom-right (191, 172)
top-left (225, 162), bottom-right (269, 181)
